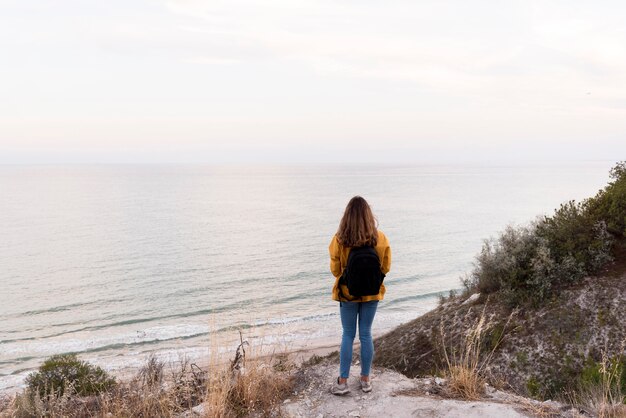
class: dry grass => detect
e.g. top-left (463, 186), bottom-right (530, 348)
top-left (515, 397), bottom-right (563, 418)
top-left (204, 360), bottom-right (291, 417)
top-left (2, 355), bottom-right (207, 417)
top-left (0, 333), bottom-right (294, 418)
top-left (567, 342), bottom-right (626, 418)
top-left (440, 302), bottom-right (514, 401)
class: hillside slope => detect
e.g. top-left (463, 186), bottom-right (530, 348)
top-left (374, 258), bottom-right (626, 399)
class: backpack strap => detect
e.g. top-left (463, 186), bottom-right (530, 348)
top-left (337, 248), bottom-right (360, 302)
top-left (338, 274), bottom-right (357, 302)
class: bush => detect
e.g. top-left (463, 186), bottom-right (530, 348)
top-left (536, 200), bottom-right (612, 273)
top-left (588, 161), bottom-right (626, 237)
top-left (469, 225), bottom-right (541, 300)
top-left (464, 162), bottom-right (624, 306)
top-left (466, 220), bottom-right (606, 306)
top-left (25, 354), bottom-right (116, 398)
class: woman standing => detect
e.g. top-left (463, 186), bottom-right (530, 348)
top-left (329, 196), bottom-right (391, 395)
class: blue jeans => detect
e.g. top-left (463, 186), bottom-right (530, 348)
top-left (339, 301), bottom-right (378, 379)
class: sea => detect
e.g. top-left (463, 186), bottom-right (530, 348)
top-left (0, 162), bottom-right (613, 392)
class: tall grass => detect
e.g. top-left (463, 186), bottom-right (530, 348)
top-left (568, 341), bottom-right (626, 418)
top-left (203, 333), bottom-right (292, 417)
top-left (440, 303), bottom-right (513, 400)
top-left (0, 334), bottom-right (293, 418)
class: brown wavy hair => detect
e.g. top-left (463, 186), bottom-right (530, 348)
top-left (336, 196), bottom-right (378, 247)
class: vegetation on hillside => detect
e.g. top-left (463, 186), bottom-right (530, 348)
top-left (375, 277), bottom-right (626, 407)
top-left (2, 344), bottom-right (293, 417)
top-left (464, 161), bottom-right (626, 306)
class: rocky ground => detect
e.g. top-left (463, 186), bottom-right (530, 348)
top-left (184, 357), bottom-right (575, 417)
top-left (279, 358), bottom-right (575, 418)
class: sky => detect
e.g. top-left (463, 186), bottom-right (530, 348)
top-left (1, 0), bottom-right (625, 164)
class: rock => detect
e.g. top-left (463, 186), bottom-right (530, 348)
top-left (542, 399), bottom-right (562, 409)
top-left (434, 377), bottom-right (445, 385)
top-left (348, 411), bottom-right (360, 417)
top-left (462, 293), bottom-right (481, 305)
top-left (177, 403), bottom-right (207, 417)
top-left (191, 403), bottom-right (206, 416)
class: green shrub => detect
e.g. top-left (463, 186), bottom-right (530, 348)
top-left (536, 200), bottom-right (612, 274)
top-left (468, 224), bottom-right (544, 304)
top-left (526, 376), bottom-right (540, 398)
top-left (25, 354), bottom-right (116, 397)
top-left (580, 357), bottom-right (626, 395)
top-left (464, 162), bottom-right (624, 306)
top-left (465, 219), bottom-right (603, 306)
top-left (587, 161), bottom-right (626, 237)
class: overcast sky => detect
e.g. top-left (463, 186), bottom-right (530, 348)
top-left (1, 0), bottom-right (625, 164)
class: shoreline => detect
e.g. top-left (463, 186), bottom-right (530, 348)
top-left (1, 303), bottom-right (433, 396)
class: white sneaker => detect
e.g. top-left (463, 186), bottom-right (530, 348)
top-left (331, 377), bottom-right (350, 395)
top-left (360, 379), bottom-right (372, 393)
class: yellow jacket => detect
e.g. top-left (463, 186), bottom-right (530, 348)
top-left (329, 230), bottom-right (391, 302)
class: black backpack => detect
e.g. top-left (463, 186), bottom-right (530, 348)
top-left (339, 246), bottom-right (385, 298)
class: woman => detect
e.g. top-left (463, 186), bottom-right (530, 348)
top-left (329, 196), bottom-right (391, 395)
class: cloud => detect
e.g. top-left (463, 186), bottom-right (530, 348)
top-left (162, 1), bottom-right (626, 99)
top-left (1, 0), bottom-right (625, 162)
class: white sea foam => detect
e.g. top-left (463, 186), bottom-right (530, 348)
top-left (1, 324), bottom-right (211, 358)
